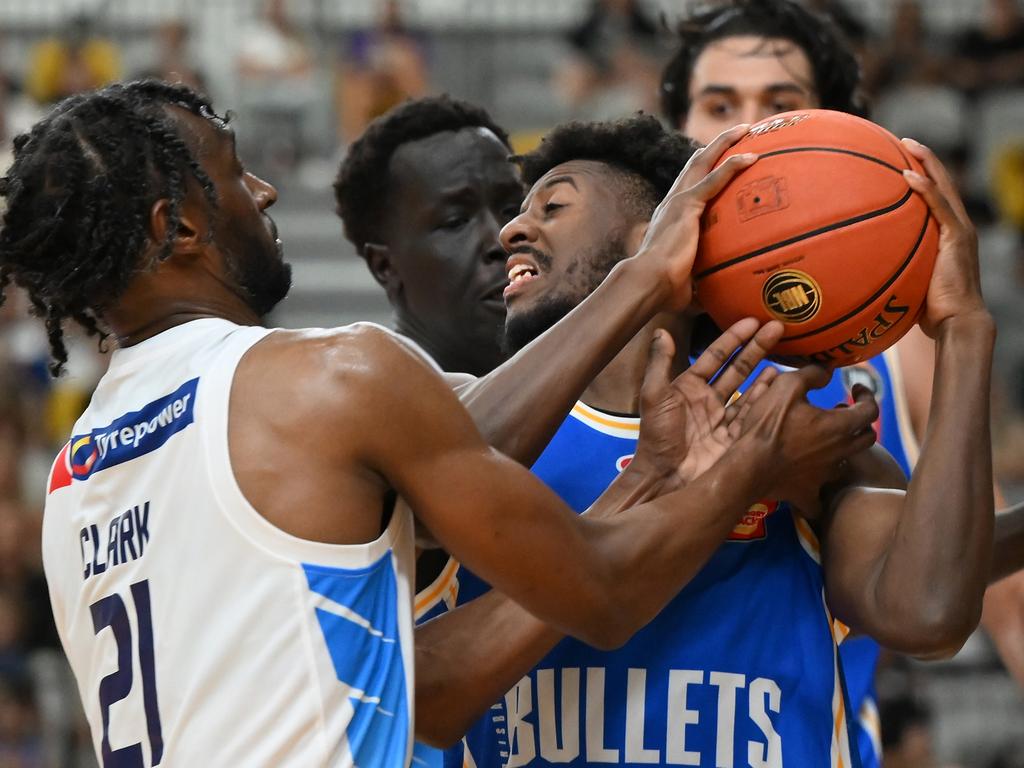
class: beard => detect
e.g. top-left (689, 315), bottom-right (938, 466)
top-left (502, 234), bottom-right (628, 355)
top-left (225, 233), bottom-right (293, 319)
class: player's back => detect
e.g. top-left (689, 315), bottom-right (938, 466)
top-left (42, 318), bottom-right (415, 768)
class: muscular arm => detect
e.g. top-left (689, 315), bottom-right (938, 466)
top-left (414, 460), bottom-right (664, 747)
top-left (357, 329), bottom-right (773, 650)
top-left (821, 314), bottom-right (996, 659)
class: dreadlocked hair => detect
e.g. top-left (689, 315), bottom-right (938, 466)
top-left (0, 79), bottom-right (222, 376)
top-left (514, 114), bottom-right (698, 220)
top-left (335, 95), bottom-right (512, 256)
top-left (660, 0), bottom-right (866, 127)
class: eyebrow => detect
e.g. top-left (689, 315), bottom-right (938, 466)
top-left (696, 82), bottom-right (810, 98)
top-left (543, 175), bottom-right (579, 191)
top-left (520, 175), bottom-right (578, 214)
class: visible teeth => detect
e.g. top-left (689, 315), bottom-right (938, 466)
top-left (507, 264), bottom-right (538, 282)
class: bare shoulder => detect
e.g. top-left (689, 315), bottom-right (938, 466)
top-left (245, 324), bottom-right (437, 393)
top-left (231, 324), bottom-right (443, 444)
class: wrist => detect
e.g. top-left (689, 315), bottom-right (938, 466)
top-left (710, 433), bottom-right (776, 503)
top-left (935, 309), bottom-right (996, 349)
top-left (614, 255), bottom-right (675, 316)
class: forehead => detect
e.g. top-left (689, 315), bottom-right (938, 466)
top-left (527, 160), bottom-right (624, 215)
top-left (166, 105), bottom-right (234, 164)
top-left (388, 127), bottom-right (518, 197)
top-left (689, 35), bottom-right (815, 96)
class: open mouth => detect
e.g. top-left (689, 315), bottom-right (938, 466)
top-left (504, 258), bottom-right (540, 298)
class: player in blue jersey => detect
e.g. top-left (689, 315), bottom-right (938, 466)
top-left (659, 0), bottom-right (1024, 758)
top-left (406, 114), bottom-right (1002, 765)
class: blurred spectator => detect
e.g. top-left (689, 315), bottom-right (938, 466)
top-left (880, 696), bottom-right (947, 768)
top-left (237, 0), bottom-right (313, 82)
top-left (335, 0), bottom-right (429, 146)
top-left (25, 14), bottom-right (120, 105)
top-left (952, 0), bottom-right (1024, 93)
top-left (236, 0), bottom-right (319, 173)
top-left (137, 21), bottom-right (206, 93)
top-left (862, 0), bottom-right (945, 96)
top-left (556, 0), bottom-right (663, 118)
top-left (0, 673), bottom-right (42, 768)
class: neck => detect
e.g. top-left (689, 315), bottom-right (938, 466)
top-left (106, 292), bottom-right (262, 348)
top-left (581, 313), bottom-right (692, 415)
top-left (392, 314), bottom-right (502, 377)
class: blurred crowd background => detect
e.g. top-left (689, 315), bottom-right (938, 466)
top-left (0, 0), bottom-right (1021, 766)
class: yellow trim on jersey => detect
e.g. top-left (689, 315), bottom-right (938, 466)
top-left (881, 346), bottom-right (921, 469)
top-left (570, 401), bottom-right (640, 439)
top-left (414, 556), bottom-right (460, 620)
top-left (821, 589), bottom-right (854, 768)
top-left (793, 512), bottom-right (822, 564)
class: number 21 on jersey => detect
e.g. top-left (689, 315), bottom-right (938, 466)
top-left (90, 579), bottom-right (163, 767)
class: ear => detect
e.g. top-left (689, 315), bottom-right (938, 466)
top-left (364, 243), bottom-right (403, 304)
top-left (148, 198), bottom-right (207, 259)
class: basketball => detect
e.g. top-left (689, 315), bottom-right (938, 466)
top-left (694, 109), bottom-right (940, 367)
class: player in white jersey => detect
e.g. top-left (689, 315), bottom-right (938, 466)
top-left (2, 82), bottom-right (879, 766)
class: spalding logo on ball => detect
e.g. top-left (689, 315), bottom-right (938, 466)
top-left (695, 109), bottom-right (939, 367)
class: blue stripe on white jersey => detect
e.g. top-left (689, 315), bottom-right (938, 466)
top-left (304, 554), bottom-right (409, 768)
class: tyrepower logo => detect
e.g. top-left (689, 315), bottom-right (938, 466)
top-left (49, 378), bottom-right (198, 492)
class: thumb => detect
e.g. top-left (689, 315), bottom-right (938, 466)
top-left (794, 364), bottom-right (832, 393)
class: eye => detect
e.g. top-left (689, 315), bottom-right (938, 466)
top-left (543, 202), bottom-right (564, 215)
top-left (772, 99), bottom-right (802, 113)
top-left (438, 216), bottom-right (468, 231)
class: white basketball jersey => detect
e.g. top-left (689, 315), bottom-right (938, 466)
top-left (42, 318), bottom-right (416, 767)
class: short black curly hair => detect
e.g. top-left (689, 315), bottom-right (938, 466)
top-left (660, 0), bottom-right (866, 128)
top-left (0, 79), bottom-right (222, 375)
top-left (514, 114), bottom-right (697, 220)
top-left (334, 95), bottom-right (512, 256)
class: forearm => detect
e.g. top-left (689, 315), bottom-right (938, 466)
top-left (413, 461), bottom-right (669, 746)
top-left (992, 501), bottom-right (1024, 584)
top-left (458, 258), bottom-right (669, 463)
top-left (873, 314), bottom-right (996, 648)
top-left (586, 440), bottom-right (768, 646)
top-left (415, 591), bottom-right (561, 747)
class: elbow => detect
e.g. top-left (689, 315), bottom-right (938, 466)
top-left (893, 599), bottom-right (983, 660)
top-left (415, 716), bottom-right (470, 751)
top-left (566, 581), bottom-right (642, 651)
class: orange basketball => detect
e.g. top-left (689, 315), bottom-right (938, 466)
top-left (694, 109), bottom-right (939, 367)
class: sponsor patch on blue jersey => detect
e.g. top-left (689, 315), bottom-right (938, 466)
top-left (69, 378), bottom-right (198, 481)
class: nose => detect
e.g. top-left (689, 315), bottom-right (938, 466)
top-left (499, 211), bottom-right (537, 254)
top-left (246, 172), bottom-right (278, 209)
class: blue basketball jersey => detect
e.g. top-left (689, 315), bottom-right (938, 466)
top-left (448, 401), bottom-right (856, 767)
top-left (444, 349), bottom-right (917, 768)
